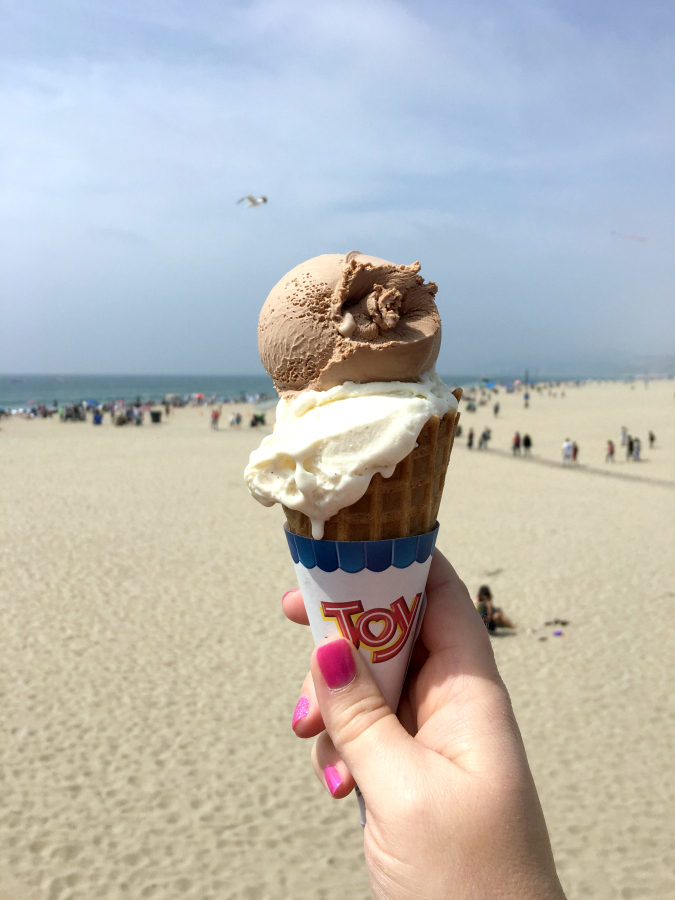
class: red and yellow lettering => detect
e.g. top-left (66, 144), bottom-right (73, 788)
top-left (321, 600), bottom-right (364, 647)
top-left (320, 593), bottom-right (423, 663)
top-left (372, 593), bottom-right (422, 663)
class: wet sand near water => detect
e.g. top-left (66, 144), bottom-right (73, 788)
top-left (1, 381), bottom-right (673, 899)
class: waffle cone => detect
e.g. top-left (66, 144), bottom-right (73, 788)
top-left (284, 404), bottom-right (461, 541)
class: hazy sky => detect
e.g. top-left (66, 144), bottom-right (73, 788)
top-left (1, 0), bottom-right (673, 377)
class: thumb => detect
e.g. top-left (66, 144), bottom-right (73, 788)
top-left (310, 637), bottom-right (423, 802)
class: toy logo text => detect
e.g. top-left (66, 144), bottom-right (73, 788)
top-left (320, 593), bottom-right (422, 663)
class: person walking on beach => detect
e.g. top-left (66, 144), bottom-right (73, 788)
top-left (649, 430), bottom-right (656, 448)
top-left (562, 438), bottom-right (573, 465)
top-left (572, 441), bottom-right (579, 463)
top-left (493, 402), bottom-right (500, 417)
top-left (620, 426), bottom-right (627, 446)
top-left (606, 440), bottom-right (615, 462)
top-left (523, 434), bottom-right (532, 455)
top-left (512, 432), bottom-right (521, 455)
top-left (467, 427), bottom-right (474, 449)
top-left (633, 437), bottom-right (641, 461)
top-left (211, 408), bottom-right (220, 430)
top-left (626, 435), bottom-right (634, 461)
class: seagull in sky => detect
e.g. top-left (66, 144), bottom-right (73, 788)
top-left (237, 195), bottom-right (268, 207)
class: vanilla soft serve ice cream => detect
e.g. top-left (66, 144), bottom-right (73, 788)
top-left (245, 372), bottom-right (458, 539)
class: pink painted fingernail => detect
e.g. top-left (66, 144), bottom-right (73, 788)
top-left (282, 590), bottom-right (295, 604)
top-left (324, 765), bottom-right (342, 796)
top-left (291, 696), bottom-right (309, 730)
top-left (316, 639), bottom-right (356, 690)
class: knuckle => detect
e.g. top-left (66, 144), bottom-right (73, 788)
top-left (330, 690), bottom-right (392, 748)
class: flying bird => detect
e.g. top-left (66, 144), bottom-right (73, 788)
top-left (237, 195), bottom-right (268, 207)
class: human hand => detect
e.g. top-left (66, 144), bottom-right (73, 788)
top-left (282, 550), bottom-right (566, 900)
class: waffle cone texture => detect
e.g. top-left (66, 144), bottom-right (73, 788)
top-left (283, 407), bottom-right (460, 541)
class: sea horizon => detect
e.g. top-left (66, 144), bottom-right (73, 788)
top-left (1, 370), bottom-right (665, 410)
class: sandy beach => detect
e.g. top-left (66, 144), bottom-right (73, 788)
top-left (1, 380), bottom-right (674, 900)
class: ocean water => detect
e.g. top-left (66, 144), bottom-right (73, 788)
top-left (0, 374), bottom-right (277, 410)
top-left (0, 371), bottom-right (617, 410)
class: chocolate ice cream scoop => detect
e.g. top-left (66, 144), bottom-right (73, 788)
top-left (258, 252), bottom-right (441, 395)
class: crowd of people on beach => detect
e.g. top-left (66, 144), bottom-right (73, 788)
top-left (459, 382), bottom-right (660, 467)
top-left (5, 383), bottom-right (661, 474)
top-left (2, 390), bottom-right (274, 428)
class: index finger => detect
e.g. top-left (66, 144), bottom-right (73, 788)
top-left (282, 588), bottom-right (309, 626)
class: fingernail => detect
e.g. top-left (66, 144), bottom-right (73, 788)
top-left (316, 639), bottom-right (356, 690)
top-left (282, 590), bottom-right (295, 604)
top-left (291, 696), bottom-right (309, 730)
top-left (324, 765), bottom-right (342, 796)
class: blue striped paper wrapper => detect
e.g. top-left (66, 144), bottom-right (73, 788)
top-left (285, 524), bottom-right (439, 712)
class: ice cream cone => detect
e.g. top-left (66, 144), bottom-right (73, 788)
top-left (283, 400), bottom-right (461, 542)
top-left (245, 250), bottom-right (464, 823)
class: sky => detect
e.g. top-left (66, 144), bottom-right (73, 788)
top-left (1, 0), bottom-right (673, 378)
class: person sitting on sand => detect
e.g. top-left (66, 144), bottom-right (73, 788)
top-left (475, 585), bottom-right (515, 632)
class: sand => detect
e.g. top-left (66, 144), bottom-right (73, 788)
top-left (1, 381), bottom-right (673, 900)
